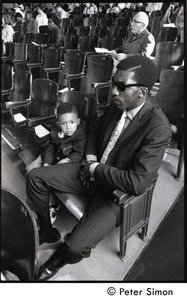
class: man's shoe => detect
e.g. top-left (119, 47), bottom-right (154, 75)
top-left (38, 244), bottom-right (67, 281)
top-left (39, 227), bottom-right (61, 245)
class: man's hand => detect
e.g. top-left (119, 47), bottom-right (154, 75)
top-left (79, 161), bottom-right (96, 193)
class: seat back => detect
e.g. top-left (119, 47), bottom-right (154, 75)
top-left (91, 26), bottom-right (108, 38)
top-left (99, 36), bottom-right (123, 50)
top-left (39, 25), bottom-right (49, 33)
top-left (27, 44), bottom-right (43, 63)
top-left (98, 17), bottom-right (113, 27)
top-left (9, 70), bottom-right (32, 101)
top-left (13, 31), bottom-right (24, 42)
top-left (1, 64), bottom-right (13, 92)
top-left (118, 26), bottom-right (128, 39)
top-left (3, 42), bottom-right (15, 58)
top-left (114, 17), bottom-right (130, 27)
top-left (1, 188), bottom-right (39, 281)
top-left (24, 32), bottom-right (36, 44)
top-left (79, 54), bottom-right (113, 96)
top-left (31, 78), bottom-right (59, 117)
top-left (34, 32), bottom-right (48, 44)
top-left (63, 34), bottom-right (79, 50)
top-left (156, 27), bottom-right (178, 44)
top-left (84, 16), bottom-right (98, 27)
top-left (60, 18), bottom-right (71, 28)
top-left (58, 50), bottom-right (86, 89)
top-left (153, 41), bottom-right (184, 80)
top-left (75, 26), bottom-right (91, 37)
top-left (153, 69), bottom-right (184, 128)
top-left (77, 35), bottom-right (99, 52)
top-left (14, 43), bottom-right (27, 61)
top-left (42, 48), bottom-right (62, 68)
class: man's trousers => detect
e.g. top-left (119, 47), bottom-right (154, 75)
top-left (26, 163), bottom-right (122, 263)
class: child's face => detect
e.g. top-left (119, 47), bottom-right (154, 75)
top-left (57, 112), bottom-right (80, 136)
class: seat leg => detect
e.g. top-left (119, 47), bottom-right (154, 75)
top-left (119, 239), bottom-right (127, 262)
top-left (139, 224), bottom-right (149, 243)
top-left (173, 139), bottom-right (184, 181)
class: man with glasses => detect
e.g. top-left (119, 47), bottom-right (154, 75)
top-left (108, 12), bottom-right (155, 75)
top-left (116, 11), bottom-right (155, 59)
top-left (27, 56), bottom-right (171, 280)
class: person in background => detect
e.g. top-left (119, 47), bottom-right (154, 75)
top-left (13, 12), bottom-right (24, 41)
top-left (55, 4), bottom-right (69, 19)
top-left (13, 12), bottom-right (24, 32)
top-left (110, 11), bottom-right (155, 74)
top-left (83, 3), bottom-right (97, 16)
top-left (175, 4), bottom-right (184, 42)
top-left (160, 2), bottom-right (181, 27)
top-left (106, 3), bottom-right (120, 14)
top-left (2, 17), bottom-right (14, 54)
top-left (35, 6), bottom-right (48, 28)
top-left (46, 14), bottom-right (62, 48)
top-left (24, 11), bottom-right (38, 34)
top-left (26, 56), bottom-right (172, 281)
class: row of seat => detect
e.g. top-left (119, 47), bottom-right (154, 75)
top-left (1, 52), bottom-right (184, 181)
top-left (2, 39), bottom-right (184, 84)
top-left (1, 66), bottom-right (184, 279)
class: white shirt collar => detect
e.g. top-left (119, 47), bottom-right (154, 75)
top-left (125, 102), bottom-right (145, 120)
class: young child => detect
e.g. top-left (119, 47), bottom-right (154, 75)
top-left (26, 102), bottom-right (87, 223)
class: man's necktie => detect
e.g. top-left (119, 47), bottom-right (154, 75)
top-left (100, 111), bottom-right (130, 164)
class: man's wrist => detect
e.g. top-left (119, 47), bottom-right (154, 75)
top-left (89, 162), bottom-right (100, 177)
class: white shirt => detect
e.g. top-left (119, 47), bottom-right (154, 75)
top-left (36, 11), bottom-right (48, 27)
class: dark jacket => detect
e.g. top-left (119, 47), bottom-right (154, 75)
top-left (41, 123), bottom-right (86, 164)
top-left (86, 99), bottom-right (172, 196)
top-left (47, 26), bottom-right (62, 47)
top-left (122, 29), bottom-right (155, 57)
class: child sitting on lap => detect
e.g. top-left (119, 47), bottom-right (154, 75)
top-left (26, 102), bottom-right (87, 223)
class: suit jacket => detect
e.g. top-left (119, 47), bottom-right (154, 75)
top-left (47, 26), bottom-right (62, 48)
top-left (122, 29), bottom-right (155, 57)
top-left (41, 124), bottom-right (86, 164)
top-left (86, 99), bottom-right (172, 196)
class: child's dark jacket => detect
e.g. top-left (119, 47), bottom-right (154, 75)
top-left (41, 124), bottom-right (86, 165)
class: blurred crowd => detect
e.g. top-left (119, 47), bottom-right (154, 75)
top-left (2, 3), bottom-right (184, 46)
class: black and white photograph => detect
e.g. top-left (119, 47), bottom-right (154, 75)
top-left (1, 1), bottom-right (185, 296)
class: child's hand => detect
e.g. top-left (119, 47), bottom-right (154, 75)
top-left (57, 158), bottom-right (70, 164)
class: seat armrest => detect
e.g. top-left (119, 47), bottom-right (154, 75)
top-left (28, 115), bottom-right (56, 127)
top-left (91, 81), bottom-right (112, 89)
top-left (113, 174), bottom-right (158, 205)
top-left (65, 72), bottom-right (85, 81)
top-left (43, 67), bottom-right (61, 73)
top-left (5, 100), bottom-right (31, 109)
top-left (112, 190), bottom-right (134, 205)
top-left (27, 63), bottom-right (43, 68)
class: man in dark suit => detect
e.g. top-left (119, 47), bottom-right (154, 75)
top-left (26, 56), bottom-right (172, 280)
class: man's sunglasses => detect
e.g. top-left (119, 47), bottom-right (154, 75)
top-left (112, 79), bottom-right (144, 92)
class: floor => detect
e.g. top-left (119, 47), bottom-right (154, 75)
top-left (1, 135), bottom-right (184, 281)
top-left (125, 190), bottom-right (184, 281)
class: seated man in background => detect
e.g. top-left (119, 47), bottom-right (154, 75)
top-left (46, 14), bottom-right (62, 48)
top-left (111, 12), bottom-right (155, 73)
top-left (26, 56), bottom-right (172, 280)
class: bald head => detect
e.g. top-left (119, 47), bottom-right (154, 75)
top-left (133, 12), bottom-right (149, 28)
